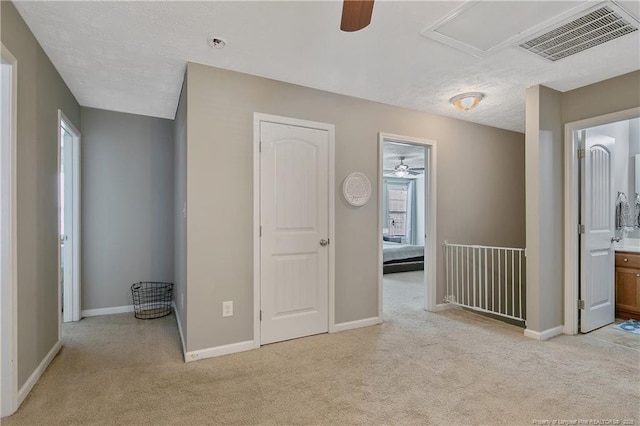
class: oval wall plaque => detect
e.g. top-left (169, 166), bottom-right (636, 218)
top-left (343, 172), bottom-right (372, 207)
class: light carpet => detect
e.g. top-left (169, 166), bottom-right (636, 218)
top-left (3, 271), bottom-right (639, 425)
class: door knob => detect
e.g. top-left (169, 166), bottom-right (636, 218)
top-left (611, 236), bottom-right (621, 243)
top-left (320, 239), bottom-right (328, 247)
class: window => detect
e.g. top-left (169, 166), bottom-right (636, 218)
top-left (383, 178), bottom-right (415, 244)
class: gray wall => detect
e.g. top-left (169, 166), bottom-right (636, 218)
top-left (525, 85), bottom-right (564, 333)
top-left (174, 79), bottom-right (188, 337)
top-left (81, 107), bottom-right (174, 310)
top-left (563, 71), bottom-right (640, 125)
top-left (183, 63), bottom-right (525, 352)
top-left (1, 1), bottom-right (81, 388)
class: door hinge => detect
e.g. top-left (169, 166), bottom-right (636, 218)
top-left (577, 148), bottom-right (585, 159)
top-left (260, 310), bottom-right (262, 321)
top-left (327, 238), bottom-right (330, 245)
top-left (259, 142), bottom-right (262, 153)
top-left (577, 300), bottom-right (585, 310)
top-left (260, 226), bottom-right (262, 237)
top-left (578, 224), bottom-right (585, 234)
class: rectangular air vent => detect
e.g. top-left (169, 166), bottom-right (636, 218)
top-left (519, 3), bottom-right (639, 62)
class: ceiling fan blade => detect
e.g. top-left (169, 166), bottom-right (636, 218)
top-left (340, 0), bottom-right (374, 32)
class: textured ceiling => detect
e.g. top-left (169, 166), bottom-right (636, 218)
top-left (383, 142), bottom-right (425, 172)
top-left (12, 0), bottom-right (640, 133)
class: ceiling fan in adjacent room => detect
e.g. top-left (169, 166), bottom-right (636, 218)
top-left (340, 0), bottom-right (374, 32)
top-left (384, 156), bottom-right (424, 178)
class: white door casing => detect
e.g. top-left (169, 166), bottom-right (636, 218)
top-left (1, 43), bottom-right (18, 418)
top-left (580, 133), bottom-right (615, 333)
top-left (257, 116), bottom-right (334, 345)
top-left (378, 133), bottom-right (437, 315)
top-left (564, 107), bottom-right (640, 335)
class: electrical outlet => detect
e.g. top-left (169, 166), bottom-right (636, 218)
top-left (222, 301), bottom-right (233, 317)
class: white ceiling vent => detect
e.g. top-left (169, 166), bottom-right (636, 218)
top-left (519, 3), bottom-right (639, 62)
top-left (420, 1), bottom-right (586, 58)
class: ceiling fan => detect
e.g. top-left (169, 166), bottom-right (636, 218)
top-left (340, 0), bottom-right (374, 32)
top-left (384, 156), bottom-right (424, 178)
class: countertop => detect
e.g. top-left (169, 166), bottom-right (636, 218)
top-left (614, 238), bottom-right (640, 253)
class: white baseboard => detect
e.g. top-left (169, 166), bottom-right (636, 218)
top-left (332, 316), bottom-right (382, 333)
top-left (431, 303), bottom-right (452, 312)
top-left (171, 301), bottom-right (187, 361)
top-left (524, 325), bottom-right (564, 341)
top-left (17, 340), bottom-right (61, 406)
top-left (184, 340), bottom-right (257, 363)
top-left (81, 305), bottom-right (133, 318)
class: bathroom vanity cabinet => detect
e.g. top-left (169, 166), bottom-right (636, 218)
top-left (615, 252), bottom-right (640, 320)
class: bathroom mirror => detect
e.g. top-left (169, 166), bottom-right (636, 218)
top-left (605, 118), bottom-right (640, 238)
top-left (635, 154), bottom-right (640, 201)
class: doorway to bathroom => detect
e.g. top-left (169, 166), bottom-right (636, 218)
top-left (378, 133), bottom-right (436, 318)
top-left (564, 107), bottom-right (640, 334)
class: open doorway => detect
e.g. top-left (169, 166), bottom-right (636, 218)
top-left (1, 44), bottom-right (18, 418)
top-left (58, 111), bottom-right (81, 325)
top-left (564, 107), bottom-right (640, 335)
top-left (378, 133), bottom-right (436, 318)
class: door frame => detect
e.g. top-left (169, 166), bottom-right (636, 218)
top-left (564, 106), bottom-right (640, 335)
top-left (378, 133), bottom-right (437, 315)
top-left (1, 43), bottom-right (18, 418)
top-left (58, 110), bottom-right (81, 328)
top-left (252, 113), bottom-right (335, 347)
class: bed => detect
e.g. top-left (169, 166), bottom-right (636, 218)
top-left (383, 240), bottom-right (424, 274)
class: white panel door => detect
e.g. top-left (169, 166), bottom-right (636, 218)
top-left (61, 126), bottom-right (74, 323)
top-left (580, 134), bottom-right (615, 333)
top-left (260, 121), bottom-right (329, 345)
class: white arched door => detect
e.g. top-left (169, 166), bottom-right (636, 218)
top-left (258, 117), bottom-right (334, 345)
top-left (580, 133), bottom-right (615, 332)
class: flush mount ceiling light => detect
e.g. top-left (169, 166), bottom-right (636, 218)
top-left (207, 37), bottom-right (226, 49)
top-left (450, 92), bottom-right (484, 111)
